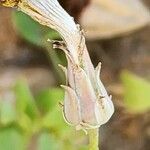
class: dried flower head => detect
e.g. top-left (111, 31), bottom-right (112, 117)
top-left (0, 0), bottom-right (114, 130)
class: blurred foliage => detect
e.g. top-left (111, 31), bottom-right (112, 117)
top-left (0, 79), bottom-right (87, 150)
top-left (0, 97), bottom-right (17, 125)
top-left (121, 71), bottom-right (150, 113)
top-left (0, 127), bottom-right (25, 150)
top-left (37, 132), bottom-right (61, 150)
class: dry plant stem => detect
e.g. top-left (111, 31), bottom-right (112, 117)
top-left (88, 128), bottom-right (99, 150)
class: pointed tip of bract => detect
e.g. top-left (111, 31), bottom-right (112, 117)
top-left (60, 85), bottom-right (77, 97)
top-left (109, 95), bottom-right (112, 99)
top-left (58, 64), bottom-right (67, 73)
top-left (60, 85), bottom-right (72, 92)
top-left (95, 62), bottom-right (102, 72)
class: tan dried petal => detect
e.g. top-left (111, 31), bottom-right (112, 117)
top-left (61, 85), bottom-right (81, 125)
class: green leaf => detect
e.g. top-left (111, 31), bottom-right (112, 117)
top-left (36, 88), bottom-right (64, 114)
top-left (37, 88), bottom-right (70, 135)
top-left (14, 79), bottom-right (38, 120)
top-left (79, 146), bottom-right (88, 150)
top-left (12, 11), bottom-right (59, 47)
top-left (0, 127), bottom-right (25, 150)
top-left (42, 106), bottom-right (70, 134)
top-left (17, 113), bottom-right (32, 133)
top-left (121, 71), bottom-right (150, 113)
top-left (0, 98), bottom-right (17, 125)
top-left (37, 132), bottom-right (61, 150)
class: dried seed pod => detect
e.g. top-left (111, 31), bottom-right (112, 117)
top-left (59, 40), bottom-right (114, 130)
top-left (1, 0), bottom-right (114, 130)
